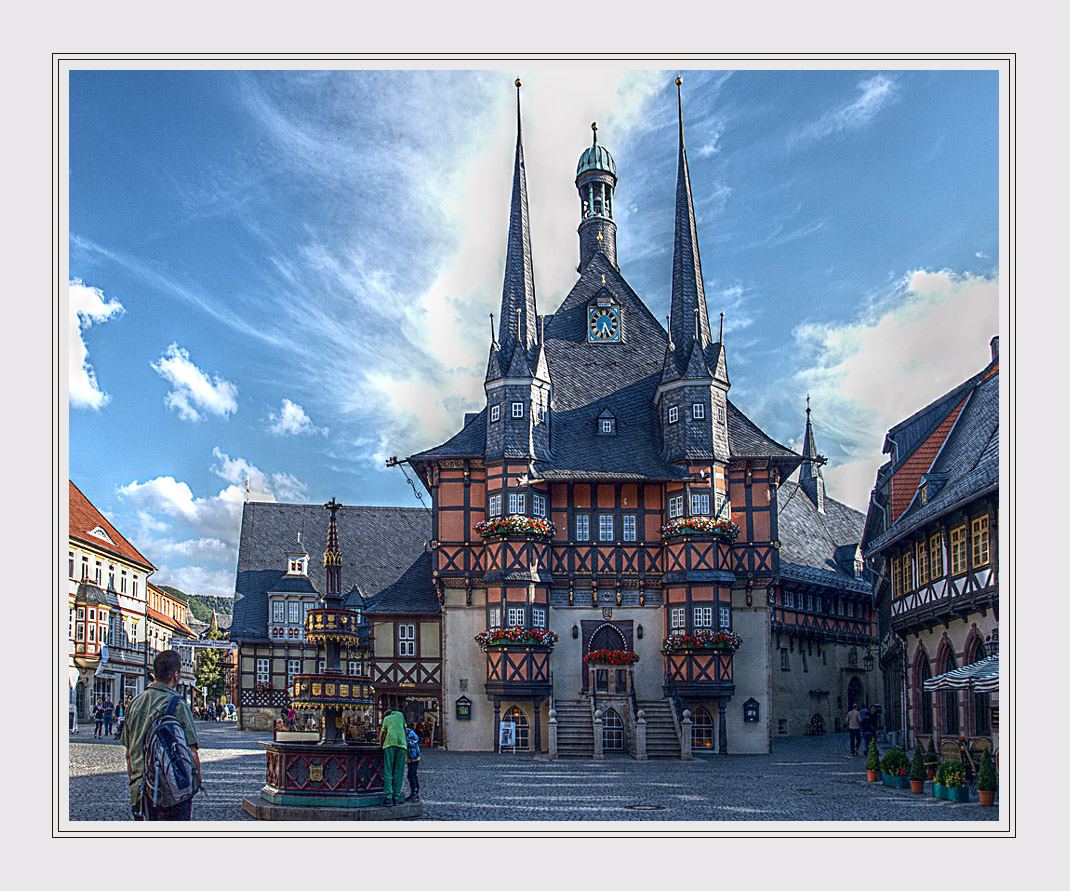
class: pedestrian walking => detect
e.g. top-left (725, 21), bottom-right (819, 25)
top-left (405, 722), bottom-right (421, 802)
top-left (121, 650), bottom-right (201, 820)
top-left (93, 700), bottom-right (105, 738)
top-left (113, 700), bottom-right (125, 738)
top-left (378, 707), bottom-right (407, 807)
top-left (845, 703), bottom-right (862, 755)
top-left (861, 706), bottom-right (876, 752)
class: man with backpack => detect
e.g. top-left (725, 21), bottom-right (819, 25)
top-left (121, 650), bottom-right (201, 820)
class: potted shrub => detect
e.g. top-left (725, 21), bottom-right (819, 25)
top-left (865, 738), bottom-right (880, 781)
top-left (880, 747), bottom-right (910, 789)
top-left (924, 739), bottom-right (938, 780)
top-left (933, 760), bottom-right (969, 802)
top-left (909, 745), bottom-right (927, 794)
top-left (976, 749), bottom-right (997, 806)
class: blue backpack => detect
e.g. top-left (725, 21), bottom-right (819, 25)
top-left (141, 696), bottom-right (198, 808)
top-left (406, 728), bottom-right (421, 762)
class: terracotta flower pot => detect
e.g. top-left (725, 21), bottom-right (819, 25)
top-left (978, 790), bottom-right (996, 806)
top-left (866, 769), bottom-right (879, 782)
top-left (910, 779), bottom-right (925, 794)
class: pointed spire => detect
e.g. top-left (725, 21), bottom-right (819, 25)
top-left (799, 400), bottom-right (826, 513)
top-left (668, 76), bottom-right (713, 371)
top-left (322, 497), bottom-right (343, 603)
top-left (499, 77), bottom-right (538, 358)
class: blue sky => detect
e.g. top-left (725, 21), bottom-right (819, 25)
top-left (67, 67), bottom-right (1001, 599)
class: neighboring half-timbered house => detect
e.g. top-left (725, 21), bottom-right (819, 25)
top-left (230, 502), bottom-right (430, 730)
top-left (364, 551), bottom-right (443, 745)
top-left (402, 81), bottom-right (876, 755)
top-left (862, 339), bottom-right (999, 753)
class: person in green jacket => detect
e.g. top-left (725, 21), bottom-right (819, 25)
top-left (378, 707), bottom-right (408, 806)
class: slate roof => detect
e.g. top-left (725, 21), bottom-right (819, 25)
top-left (69, 481), bottom-right (154, 571)
top-left (777, 481), bottom-right (870, 593)
top-left (364, 551), bottom-right (439, 616)
top-left (866, 367), bottom-right (998, 554)
top-left (75, 580), bottom-right (121, 609)
top-left (231, 502), bottom-right (431, 642)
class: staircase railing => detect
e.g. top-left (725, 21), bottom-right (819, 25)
top-left (666, 680), bottom-right (685, 743)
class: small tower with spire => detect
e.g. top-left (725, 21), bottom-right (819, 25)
top-left (485, 78), bottom-right (553, 463)
top-left (576, 121), bottom-right (618, 271)
top-left (655, 77), bottom-right (731, 466)
top-left (799, 397), bottom-right (826, 513)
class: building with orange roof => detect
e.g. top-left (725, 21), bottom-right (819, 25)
top-left (68, 481), bottom-right (155, 724)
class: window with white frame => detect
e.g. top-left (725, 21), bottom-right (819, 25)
top-left (507, 607), bottom-right (524, 627)
top-left (132, 575), bottom-right (139, 597)
top-left (600, 418), bottom-right (615, 434)
top-left (489, 607), bottom-right (502, 629)
top-left (348, 661), bottom-right (360, 676)
top-left (512, 402), bottom-right (524, 418)
top-left (623, 515), bottom-right (637, 541)
top-left (599, 514), bottom-right (614, 541)
top-left (288, 601), bottom-right (300, 623)
top-left (77, 607), bottom-right (85, 620)
top-left (318, 660), bottom-right (326, 673)
top-left (509, 493), bottom-right (526, 514)
top-left (668, 405), bottom-right (679, 424)
top-left (805, 594), bottom-right (813, 611)
top-left (108, 565), bottom-right (115, 589)
top-left (69, 552), bottom-right (75, 578)
top-left (69, 608), bottom-right (74, 639)
top-left (76, 622), bottom-right (85, 642)
top-left (489, 494), bottom-right (502, 517)
top-left (491, 404), bottom-right (500, 422)
top-left (670, 607), bottom-right (685, 630)
top-left (120, 570), bottom-right (127, 593)
top-left (533, 493), bottom-right (546, 517)
top-left (717, 406), bottom-right (725, 422)
top-left (287, 659), bottom-right (302, 682)
top-left (691, 493), bottom-right (710, 515)
top-left (532, 608), bottom-right (546, 629)
top-left (94, 561), bottom-right (102, 584)
top-left (398, 624), bottom-right (416, 656)
top-left (668, 495), bottom-right (684, 519)
top-left (88, 608), bottom-right (95, 621)
top-left (576, 515), bottom-right (590, 541)
top-left (719, 605), bottom-right (731, 629)
top-left (692, 403), bottom-right (705, 419)
top-left (81, 556), bottom-right (89, 579)
top-left (693, 606), bottom-right (713, 628)
top-left (272, 600), bottom-right (285, 623)
top-left (256, 659), bottom-right (270, 684)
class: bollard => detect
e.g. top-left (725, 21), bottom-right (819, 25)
top-left (548, 709), bottom-right (558, 761)
top-left (681, 709), bottom-right (693, 761)
top-left (635, 709), bottom-right (647, 761)
top-left (593, 709), bottom-right (604, 760)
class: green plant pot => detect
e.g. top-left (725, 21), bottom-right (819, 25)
top-left (881, 773), bottom-right (911, 789)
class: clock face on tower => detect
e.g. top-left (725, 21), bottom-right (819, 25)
top-left (587, 305), bottom-right (621, 343)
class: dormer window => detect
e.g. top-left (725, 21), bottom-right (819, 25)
top-left (285, 553), bottom-right (309, 576)
top-left (692, 403), bottom-right (705, 420)
top-left (919, 484), bottom-right (928, 505)
top-left (512, 402), bottom-right (524, 418)
top-left (600, 419), bottom-right (614, 434)
top-left (89, 526), bottom-right (115, 545)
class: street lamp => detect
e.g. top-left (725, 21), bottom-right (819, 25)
top-left (863, 651), bottom-right (875, 672)
top-left (984, 628), bottom-right (999, 657)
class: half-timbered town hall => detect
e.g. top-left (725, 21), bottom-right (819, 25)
top-left (404, 80), bottom-right (878, 754)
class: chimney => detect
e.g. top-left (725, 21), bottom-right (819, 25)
top-left (990, 335), bottom-right (999, 363)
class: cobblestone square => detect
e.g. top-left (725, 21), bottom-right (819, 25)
top-left (66, 722), bottom-right (1001, 825)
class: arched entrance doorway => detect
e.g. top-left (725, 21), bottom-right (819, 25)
top-left (582, 622), bottom-right (631, 693)
top-left (847, 676), bottom-right (864, 710)
top-left (503, 706), bottom-right (529, 751)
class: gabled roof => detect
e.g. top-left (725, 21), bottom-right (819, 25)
top-left (231, 502), bottom-right (431, 642)
top-left (364, 551), bottom-right (438, 616)
top-left (866, 367), bottom-right (998, 554)
top-left (69, 481), bottom-right (154, 571)
top-left (777, 480), bottom-right (870, 592)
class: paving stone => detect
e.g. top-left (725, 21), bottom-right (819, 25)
top-left (67, 722), bottom-right (999, 823)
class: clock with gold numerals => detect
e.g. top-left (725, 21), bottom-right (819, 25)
top-left (587, 305), bottom-right (621, 342)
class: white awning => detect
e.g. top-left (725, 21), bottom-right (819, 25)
top-left (923, 653), bottom-right (998, 693)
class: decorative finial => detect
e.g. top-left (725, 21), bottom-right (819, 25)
top-left (592, 121), bottom-right (598, 144)
top-left (806, 394), bottom-right (811, 415)
top-left (694, 307), bottom-right (700, 344)
top-left (675, 76), bottom-right (682, 87)
top-left (719, 311), bottom-right (724, 342)
top-left (515, 78), bottom-right (521, 88)
top-left (490, 312), bottom-right (496, 344)
top-left (666, 315), bottom-right (674, 350)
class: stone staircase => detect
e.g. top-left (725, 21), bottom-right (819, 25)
top-left (552, 699), bottom-right (594, 758)
top-left (637, 699), bottom-right (681, 758)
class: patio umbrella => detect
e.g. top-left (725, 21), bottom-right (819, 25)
top-left (923, 653), bottom-right (998, 693)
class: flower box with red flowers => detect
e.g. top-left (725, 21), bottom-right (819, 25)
top-left (475, 627), bottom-right (559, 652)
top-left (475, 515), bottom-right (557, 540)
top-left (660, 517), bottom-right (741, 542)
top-left (582, 649), bottom-right (640, 666)
top-left (662, 630), bottom-right (742, 653)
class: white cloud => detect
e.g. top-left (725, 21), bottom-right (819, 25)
top-left (792, 269), bottom-right (999, 510)
top-left (69, 279), bottom-right (123, 409)
top-left (789, 74), bottom-right (898, 149)
top-left (151, 343), bottom-right (238, 422)
top-left (268, 398), bottom-right (328, 436)
top-left (117, 451), bottom-right (312, 596)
